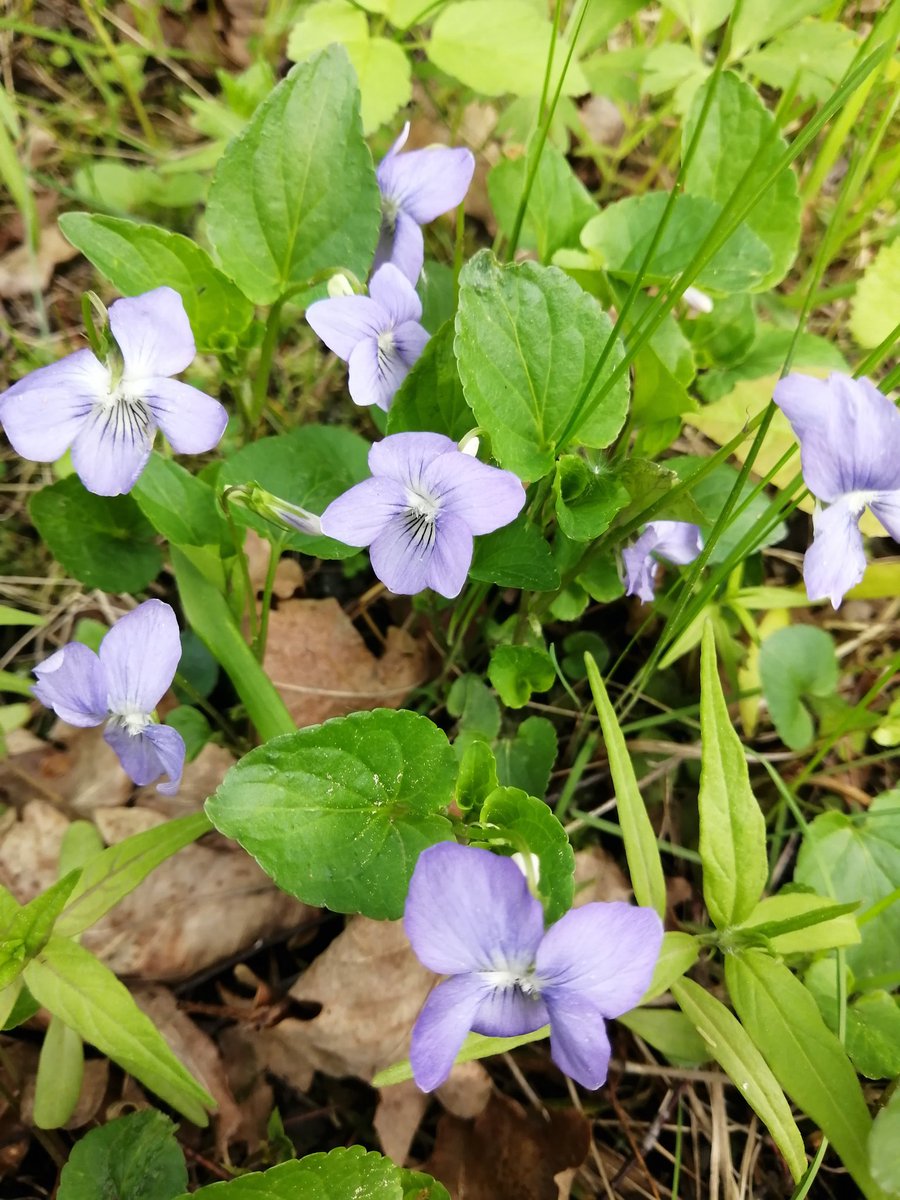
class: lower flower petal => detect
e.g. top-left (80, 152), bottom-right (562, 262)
top-left (410, 974), bottom-right (489, 1093)
top-left (471, 985), bottom-right (549, 1038)
top-left (32, 643), bottom-right (107, 727)
top-left (103, 722), bottom-right (168, 788)
top-left (144, 378), bottom-right (227, 455)
top-left (390, 210), bottom-right (425, 285)
top-left (804, 500), bottom-right (866, 609)
top-left (427, 512), bottom-right (473, 598)
top-left (369, 514), bottom-right (434, 594)
top-left (348, 338), bottom-right (409, 411)
top-left (70, 403), bottom-right (154, 496)
top-left (142, 723), bottom-right (185, 795)
top-left (622, 530), bottom-right (660, 601)
top-left (0, 349), bottom-right (106, 462)
top-left (320, 476), bottom-right (406, 547)
top-left (545, 992), bottom-right (612, 1090)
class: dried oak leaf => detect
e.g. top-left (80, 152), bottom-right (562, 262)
top-left (0, 724), bottom-right (132, 816)
top-left (0, 224), bottom-right (78, 297)
top-left (263, 598), bottom-right (429, 729)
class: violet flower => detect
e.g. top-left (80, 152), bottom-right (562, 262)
top-left (623, 521), bottom-right (704, 602)
top-left (306, 264), bottom-right (430, 411)
top-left (33, 599), bottom-right (184, 795)
top-left (0, 287), bottom-right (226, 497)
top-left (404, 843), bottom-right (663, 1092)
top-left (375, 122), bottom-right (476, 284)
top-left (320, 432), bottom-right (526, 598)
top-left (774, 372), bottom-right (900, 608)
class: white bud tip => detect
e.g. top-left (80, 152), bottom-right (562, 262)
top-left (459, 434), bottom-right (480, 457)
top-left (327, 273), bottom-right (355, 299)
top-left (682, 286), bottom-right (714, 314)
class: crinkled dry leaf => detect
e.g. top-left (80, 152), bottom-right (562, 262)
top-left (374, 1078), bottom-right (428, 1167)
top-left (0, 225), bottom-right (79, 297)
top-left (0, 724), bottom-right (132, 816)
top-left (0, 800), bottom-right (67, 899)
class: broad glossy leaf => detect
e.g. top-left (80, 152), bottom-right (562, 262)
top-left (743, 19), bottom-right (857, 103)
top-left (469, 515), bottom-right (560, 590)
top-left (207, 47), bottom-right (380, 305)
top-left (494, 715), bottom-right (557, 799)
top-left (456, 251), bottom-right (629, 479)
top-left (759, 624), bottom-right (838, 751)
top-left (58, 214), bottom-right (253, 353)
top-left (387, 321), bottom-right (475, 441)
top-left (133, 454), bottom-right (230, 550)
top-left (181, 1145), bottom-right (421, 1198)
top-left (57, 1109), bottom-right (187, 1200)
top-left (206, 710), bottom-right (457, 920)
top-left (488, 644), bottom-right (555, 709)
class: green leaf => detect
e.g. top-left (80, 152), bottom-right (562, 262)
top-left (56, 813), bottom-right (211, 939)
top-left (165, 706), bottom-right (212, 761)
top-left (24, 937), bottom-right (213, 1125)
top-left (743, 20), bottom-right (858, 103)
top-left (758, 624), bottom-right (838, 751)
top-left (207, 47), bottom-right (380, 305)
top-left (133, 454), bottom-right (230, 550)
top-left (725, 950), bottom-right (880, 1198)
top-left (739, 892), bottom-right (860, 955)
top-left (672, 977), bottom-right (807, 1182)
top-left (447, 674), bottom-right (501, 743)
top-left (218, 426), bottom-right (371, 559)
top-left (469, 515), bottom-right (560, 590)
top-left (387, 321), bottom-right (475, 441)
top-left (427, 0), bottom-right (588, 98)
top-left (488, 644), bottom-right (555, 709)
top-left (494, 715), bottom-right (558, 799)
top-left (618, 1007), bottom-right (711, 1066)
top-left (794, 789), bottom-right (900, 988)
top-left (57, 1109), bottom-right (188, 1200)
top-left (479, 786), bottom-right (575, 923)
top-left (181, 1145), bottom-right (420, 1198)
top-left (850, 236), bottom-right (900, 351)
top-left (659, 0), bottom-right (734, 40)
top-left (698, 622), bottom-right (768, 928)
top-left (1, 980), bottom-right (39, 1030)
top-left (0, 605), bottom-right (43, 627)
top-left (456, 251), bottom-right (629, 480)
top-left (641, 931), bottom-right (700, 1002)
top-left (399, 1169), bottom-right (450, 1200)
top-left (206, 710), bottom-right (456, 920)
top-left (455, 739), bottom-right (499, 812)
top-left (846, 991), bottom-right (900, 1080)
top-left (585, 654), bottom-right (666, 917)
top-left (581, 191), bottom-right (773, 293)
top-left (729, 0), bottom-right (835, 58)
top-left (373, 1025), bottom-right (550, 1088)
top-left (33, 1016), bottom-right (83, 1129)
top-left (683, 72), bottom-right (801, 289)
top-left (870, 1085), bottom-right (900, 1196)
top-left (29, 477), bottom-right (163, 594)
top-left (553, 456), bottom-right (630, 541)
top-left (58, 214), bottom-right (253, 353)
top-left (7, 871), bottom-right (81, 959)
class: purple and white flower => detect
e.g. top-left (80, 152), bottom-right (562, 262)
top-left (404, 843), bottom-right (663, 1092)
top-left (33, 599), bottom-right (185, 795)
top-left (0, 287), bottom-right (226, 497)
top-left (306, 264), bottom-right (430, 412)
top-left (623, 521), bottom-right (704, 602)
top-left (375, 122), bottom-right (476, 284)
top-left (774, 372), bottom-right (900, 608)
top-left (320, 432), bottom-right (526, 598)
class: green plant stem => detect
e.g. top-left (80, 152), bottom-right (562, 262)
top-left (248, 297), bottom-right (286, 431)
top-left (254, 537), bottom-right (285, 662)
top-left (79, 0), bottom-right (158, 146)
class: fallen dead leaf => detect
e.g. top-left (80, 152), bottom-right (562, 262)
top-left (435, 1060), bottom-right (492, 1119)
top-left (0, 799), bottom-right (67, 899)
top-left (263, 598), bottom-right (429, 728)
top-left (244, 530), bottom-right (304, 600)
top-left (216, 1024), bottom-right (277, 1153)
top-left (579, 95), bottom-right (625, 148)
top-left (375, 1078), bottom-right (428, 1167)
top-left (0, 723), bottom-right (133, 816)
top-left (573, 847), bottom-right (632, 906)
top-left (136, 741), bottom-right (236, 817)
top-left (0, 224), bottom-right (79, 297)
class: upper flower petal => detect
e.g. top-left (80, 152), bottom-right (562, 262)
top-left (320, 476), bottom-right (406, 547)
top-left (404, 843), bottom-right (545, 976)
top-left (110, 287), bottom-right (196, 381)
top-left (99, 600), bottom-right (182, 715)
top-left (305, 295), bottom-right (384, 362)
top-left (347, 338), bottom-right (409, 411)
top-left (650, 521), bottom-right (704, 565)
top-left (103, 720), bottom-right (184, 792)
top-left (410, 974), bottom-right (490, 1093)
top-left (544, 992), bottom-right (612, 1090)
top-left (378, 142), bottom-right (476, 225)
top-left (70, 401), bottom-right (154, 496)
top-left (368, 263), bottom-right (423, 326)
top-left (803, 499), bottom-right (867, 609)
top-left (0, 350), bottom-right (107, 462)
top-left (426, 512), bottom-right (473, 599)
top-left (536, 902), bottom-right (664, 1018)
top-left (144, 378), bottom-right (228, 454)
top-left (422, 452), bottom-right (526, 535)
top-left (368, 432), bottom-right (457, 487)
top-left (32, 642), bottom-right (108, 727)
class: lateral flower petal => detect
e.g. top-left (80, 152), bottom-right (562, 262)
top-left (32, 643), bottom-right (108, 727)
top-left (0, 350), bottom-right (107, 462)
top-left (320, 476), bottom-right (406, 546)
top-left (305, 295), bottom-right (384, 360)
top-left (99, 599), bottom-right (182, 715)
top-left (544, 992), bottom-right (613, 1090)
top-left (422, 452), bottom-right (526, 535)
top-left (410, 974), bottom-right (490, 1093)
top-left (869, 490), bottom-right (900, 543)
top-left (145, 378), bottom-right (227, 454)
top-left (110, 287), bottom-right (196, 380)
top-left (803, 499), bottom-right (867, 608)
top-left (142, 723), bottom-right (186, 795)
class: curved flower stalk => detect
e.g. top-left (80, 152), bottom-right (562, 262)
top-left (320, 432), bottom-right (526, 598)
top-left (32, 600), bottom-right (185, 795)
top-left (0, 287), bottom-right (227, 497)
top-left (375, 122), bottom-right (476, 284)
top-left (306, 264), bottom-right (430, 412)
top-left (774, 372), bottom-right (900, 608)
top-left (404, 843), bottom-right (663, 1091)
top-left (623, 521), bottom-right (704, 602)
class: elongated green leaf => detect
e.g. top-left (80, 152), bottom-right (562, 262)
top-left (57, 1109), bottom-right (187, 1200)
top-left (207, 46), bottom-right (380, 305)
top-left (24, 937), bottom-right (213, 1125)
top-left (870, 1085), bottom-right (900, 1196)
top-left (33, 1016), bottom-right (83, 1129)
top-left (738, 893), bottom-right (860, 955)
top-left (672, 977), bottom-right (807, 1182)
top-left (698, 621), bottom-right (767, 928)
top-left (6, 871), bottom-right (80, 960)
top-left (584, 654), bottom-right (666, 917)
top-left (56, 813), bottom-right (211, 938)
top-left (725, 950), bottom-right (882, 1198)
top-left (456, 251), bottom-right (629, 480)
top-left (373, 1025), bottom-right (550, 1088)
top-left (641, 931), bottom-right (700, 1002)
top-left (618, 1007), bottom-right (710, 1066)
top-left (58, 214), bottom-right (253, 353)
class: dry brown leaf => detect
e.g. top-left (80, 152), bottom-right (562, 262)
top-left (435, 1060), bottom-right (492, 1119)
top-left (374, 1078), bottom-right (428, 1167)
top-left (243, 530), bottom-right (304, 599)
top-left (0, 723), bottom-right (133, 815)
top-left (263, 598), bottom-right (429, 728)
top-left (573, 847), bottom-right (632, 906)
top-left (422, 1091), bottom-right (591, 1200)
top-left (0, 225), bottom-right (79, 297)
top-left (216, 1024), bottom-right (278, 1152)
top-left (0, 800), bottom-right (67, 900)
top-left (135, 741), bottom-right (235, 817)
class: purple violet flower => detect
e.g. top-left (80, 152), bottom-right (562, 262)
top-left (404, 843), bottom-right (663, 1092)
top-left (319, 432), bottom-right (526, 598)
top-left (306, 264), bottom-right (430, 412)
top-left (32, 599), bottom-right (185, 795)
top-left (623, 521), bottom-right (704, 602)
top-left (375, 122), bottom-right (476, 284)
top-left (774, 371), bottom-right (900, 608)
top-left (0, 287), bottom-right (226, 497)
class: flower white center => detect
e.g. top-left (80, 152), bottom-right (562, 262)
top-left (377, 329), bottom-right (396, 359)
top-left (108, 706), bottom-right (151, 736)
top-left (843, 489), bottom-right (877, 518)
top-left (400, 488), bottom-right (441, 554)
top-left (94, 378), bottom-right (153, 445)
top-left (381, 195), bottom-right (400, 231)
top-left (479, 964), bottom-right (540, 997)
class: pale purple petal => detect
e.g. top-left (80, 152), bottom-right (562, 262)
top-left (651, 521), bottom-right (704, 565)
top-left (99, 600), bottom-right (181, 714)
top-left (110, 287), bottom-right (195, 381)
top-left (306, 295), bottom-right (384, 362)
top-left (869, 491), bottom-right (900, 543)
top-left (142, 723), bottom-right (185, 795)
top-left (144, 378), bottom-right (227, 454)
top-left (70, 404), bottom-right (154, 496)
top-left (544, 992), bottom-right (612, 1090)
top-left (622, 529), bottom-right (661, 602)
top-left (774, 374), bottom-right (845, 501)
top-left (348, 338), bottom-right (409, 411)
top-left (104, 721), bottom-right (183, 792)
top-left (803, 499), bottom-right (867, 608)
top-left (320, 476), bottom-right (406, 546)
top-left (32, 643), bottom-right (107, 727)
top-left (410, 974), bottom-right (490, 1093)
top-left (470, 986), bottom-right (549, 1039)
top-left (393, 321), bottom-right (431, 368)
top-left (368, 432), bottom-right (457, 486)
top-left (378, 144), bottom-right (475, 225)
top-left (423, 453), bottom-right (526, 535)
top-left (537, 903), bottom-right (664, 1018)
top-left (368, 263), bottom-right (422, 326)
top-left (404, 843), bottom-right (545, 975)
top-left (370, 515), bottom-right (435, 594)
top-left (0, 350), bottom-right (107, 461)
top-left (426, 512), bottom-right (473, 598)
top-left (388, 210), bottom-right (425, 285)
